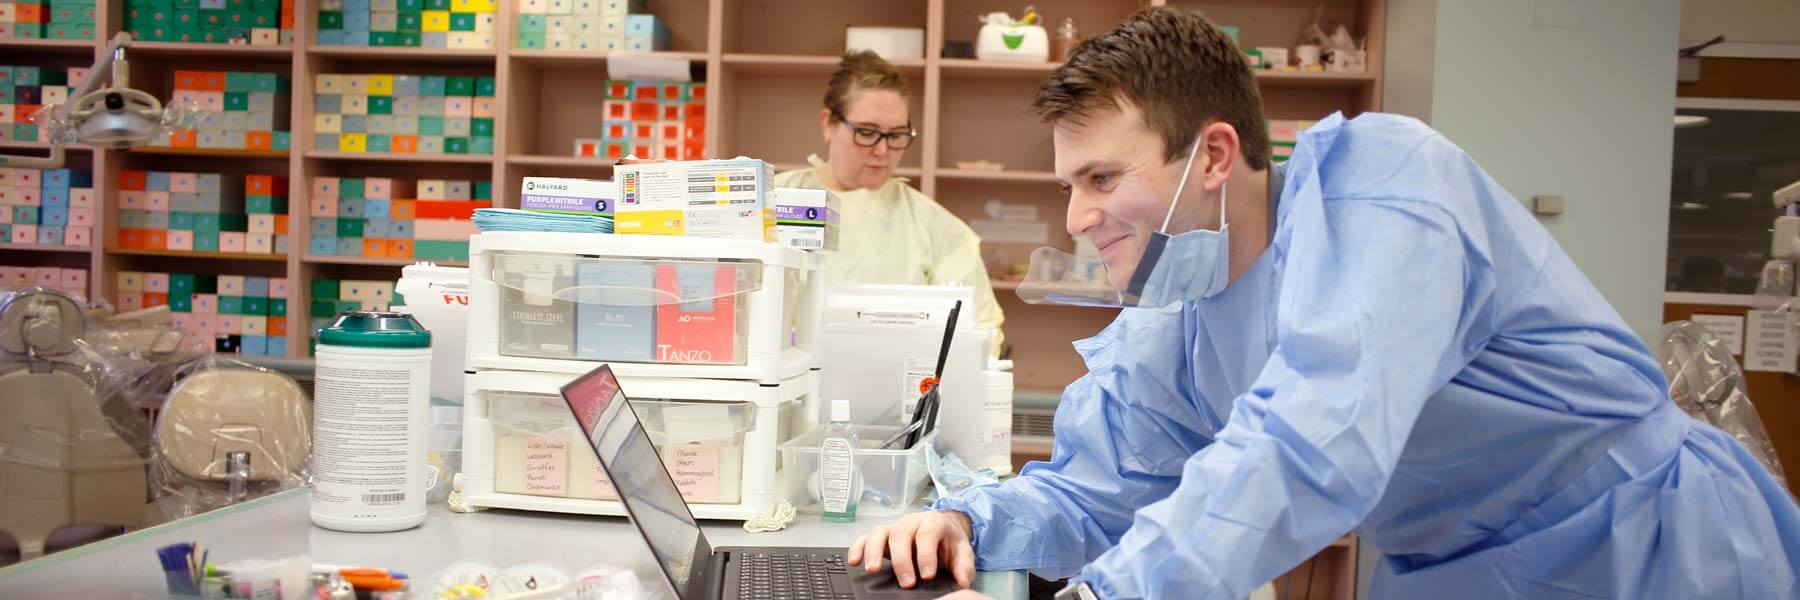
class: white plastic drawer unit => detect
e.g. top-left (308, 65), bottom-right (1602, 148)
top-left (468, 232), bottom-right (825, 384)
top-left (460, 369), bottom-right (818, 521)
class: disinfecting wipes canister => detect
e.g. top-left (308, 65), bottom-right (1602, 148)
top-left (311, 311), bottom-right (433, 532)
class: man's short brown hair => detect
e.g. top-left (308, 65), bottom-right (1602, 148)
top-left (1034, 6), bottom-right (1271, 171)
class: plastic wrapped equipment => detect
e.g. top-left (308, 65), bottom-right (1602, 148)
top-left (1656, 320), bottom-right (1788, 488)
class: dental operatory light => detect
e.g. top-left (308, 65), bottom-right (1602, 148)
top-left (0, 33), bottom-right (196, 170)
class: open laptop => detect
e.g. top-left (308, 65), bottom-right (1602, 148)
top-left (560, 364), bottom-right (960, 600)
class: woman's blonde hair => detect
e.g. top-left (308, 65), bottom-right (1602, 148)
top-left (824, 49), bottom-right (910, 123)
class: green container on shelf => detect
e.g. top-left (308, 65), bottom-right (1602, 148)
top-left (471, 118), bottom-right (494, 137)
top-left (218, 296), bottom-right (243, 315)
top-left (219, 213), bottom-right (249, 232)
top-left (193, 231), bottom-right (220, 252)
top-left (397, 12), bottom-right (422, 31)
top-left (366, 134), bottom-right (392, 153)
top-left (444, 76), bottom-right (473, 97)
top-left (272, 131), bottom-right (291, 151)
top-left (469, 136), bottom-right (492, 154)
top-left (516, 33), bottom-right (544, 50)
top-left (318, 10), bottom-right (343, 29)
top-left (518, 14), bottom-right (543, 33)
top-left (368, 95), bottom-right (392, 114)
top-left (168, 291), bottom-right (193, 313)
top-left (244, 297), bottom-right (268, 316)
top-left (397, 0), bottom-right (422, 10)
top-left (271, 298), bottom-right (287, 315)
top-left (412, 240), bottom-right (468, 261)
top-left (169, 273), bottom-right (197, 294)
top-left (444, 137), bottom-right (468, 154)
top-left (248, 195), bottom-right (289, 214)
top-left (419, 76), bottom-right (446, 96)
top-left (397, 32), bottom-right (421, 46)
top-left (449, 12), bottom-right (473, 31)
top-left (336, 219), bottom-right (363, 237)
top-left (253, 72), bottom-right (290, 94)
top-left (192, 213), bottom-right (220, 233)
top-left (311, 278), bottom-right (340, 299)
top-left (417, 116), bottom-right (443, 136)
top-left (370, 31), bottom-right (396, 46)
top-left (310, 298), bottom-right (338, 318)
top-left (169, 212), bottom-right (195, 230)
top-left (223, 92), bottom-right (249, 111)
top-left (13, 125), bottom-right (36, 141)
top-left (473, 180), bottom-right (491, 200)
top-left (425, 0), bottom-right (448, 9)
top-left (475, 77), bottom-right (495, 97)
top-left (225, 71), bottom-right (257, 92)
top-left (339, 178), bottom-right (364, 199)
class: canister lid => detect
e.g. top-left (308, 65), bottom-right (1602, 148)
top-left (317, 310), bottom-right (432, 349)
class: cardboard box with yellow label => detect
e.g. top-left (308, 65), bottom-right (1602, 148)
top-left (614, 159), bottom-right (775, 242)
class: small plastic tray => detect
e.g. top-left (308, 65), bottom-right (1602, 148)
top-left (490, 392), bottom-right (757, 505)
top-left (779, 425), bottom-right (936, 517)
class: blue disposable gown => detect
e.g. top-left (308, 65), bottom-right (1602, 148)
top-left (933, 113), bottom-right (1800, 599)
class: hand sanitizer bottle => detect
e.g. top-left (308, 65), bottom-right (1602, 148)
top-left (820, 399), bottom-right (860, 523)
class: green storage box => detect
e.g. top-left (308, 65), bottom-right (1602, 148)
top-left (475, 77), bottom-right (495, 96)
top-left (444, 76), bottom-right (473, 96)
top-left (243, 297), bottom-right (268, 316)
top-left (339, 178), bottom-right (364, 199)
top-left (318, 10), bottom-right (343, 29)
top-left (444, 137), bottom-right (468, 154)
top-left (193, 231), bottom-right (220, 252)
top-left (224, 92), bottom-right (249, 111)
top-left (368, 95), bottom-right (392, 114)
top-left (473, 180), bottom-right (491, 200)
top-left (311, 278), bottom-right (340, 300)
top-left (218, 296), bottom-right (243, 315)
top-left (336, 219), bottom-right (363, 237)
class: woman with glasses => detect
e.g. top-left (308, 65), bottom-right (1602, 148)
top-left (775, 50), bottom-right (1005, 354)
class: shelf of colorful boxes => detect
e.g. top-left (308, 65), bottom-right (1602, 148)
top-left (124, 0), bottom-right (293, 45)
top-left (573, 79), bottom-right (703, 161)
top-left (513, 0), bottom-right (663, 52)
top-left (1267, 119), bottom-right (1317, 165)
top-left (315, 0), bottom-right (496, 49)
top-left (117, 271), bottom-right (290, 356)
top-left (307, 277), bottom-right (393, 354)
top-left (0, 166), bottom-right (95, 247)
top-left (0, 266), bottom-right (87, 297)
top-left (0, 66), bottom-right (85, 144)
top-left (307, 176), bottom-right (486, 262)
top-left (116, 170), bottom-right (291, 256)
top-left (147, 70), bottom-right (293, 152)
top-left (312, 73), bottom-right (497, 155)
top-left (1, 0), bottom-right (97, 41)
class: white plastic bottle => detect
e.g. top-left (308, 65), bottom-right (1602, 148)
top-left (819, 399), bottom-right (860, 523)
top-left (311, 311), bottom-right (433, 532)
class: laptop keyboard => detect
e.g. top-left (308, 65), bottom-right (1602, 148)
top-left (736, 551), bottom-right (852, 600)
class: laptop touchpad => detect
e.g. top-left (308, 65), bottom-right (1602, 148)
top-left (850, 567), bottom-right (962, 598)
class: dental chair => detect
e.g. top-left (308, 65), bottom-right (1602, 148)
top-left (0, 289), bottom-right (147, 561)
top-left (146, 355), bottom-right (311, 523)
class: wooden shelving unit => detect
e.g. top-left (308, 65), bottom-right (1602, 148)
top-left (0, 0), bottom-right (1380, 592)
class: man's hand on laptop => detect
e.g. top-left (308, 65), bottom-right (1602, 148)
top-left (848, 510), bottom-right (977, 590)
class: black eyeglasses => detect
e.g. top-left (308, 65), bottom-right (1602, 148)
top-left (834, 111), bottom-right (916, 150)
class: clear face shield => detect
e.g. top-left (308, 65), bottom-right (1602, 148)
top-left (1016, 137), bottom-right (1231, 308)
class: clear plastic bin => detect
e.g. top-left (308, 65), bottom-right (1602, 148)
top-left (490, 251), bottom-right (762, 366)
top-left (490, 391), bottom-right (757, 505)
top-left (779, 426), bottom-right (936, 516)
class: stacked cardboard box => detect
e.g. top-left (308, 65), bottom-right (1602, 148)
top-left (0, 167), bottom-right (95, 247)
top-left (309, 176), bottom-right (487, 261)
top-left (118, 170), bottom-right (289, 254)
top-left (42, 0), bottom-right (97, 40)
top-left (153, 70), bottom-right (292, 151)
top-left (514, 0), bottom-right (663, 52)
top-left (0, 266), bottom-right (87, 298)
top-left (308, 277), bottom-right (393, 354)
top-left (125, 0), bottom-right (293, 45)
top-left (1268, 119), bottom-right (1316, 164)
top-left (312, 73), bottom-right (496, 155)
top-left (0, 65), bottom-right (85, 143)
top-left (116, 271), bottom-right (290, 356)
top-left (571, 79), bottom-right (703, 161)
top-left (315, 0), bottom-right (495, 48)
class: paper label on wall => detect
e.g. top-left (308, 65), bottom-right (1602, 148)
top-left (669, 445), bottom-right (720, 502)
top-left (1745, 310), bottom-right (1797, 373)
top-left (523, 436), bottom-right (569, 496)
top-left (901, 356), bottom-right (935, 422)
top-left (969, 220), bottom-right (1050, 245)
top-left (1692, 313), bottom-right (1746, 356)
top-left (593, 465), bottom-right (616, 499)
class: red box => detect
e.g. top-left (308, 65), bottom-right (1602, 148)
top-left (14, 105), bottom-right (39, 124)
top-left (658, 143), bottom-right (680, 161)
top-left (631, 142), bottom-right (653, 159)
top-left (145, 230), bottom-right (168, 249)
top-left (603, 122), bottom-right (628, 139)
top-left (689, 84), bottom-right (706, 102)
top-left (273, 216), bottom-right (289, 235)
top-left (362, 238), bottom-right (388, 258)
top-left (681, 139), bottom-right (705, 160)
top-left (385, 239), bottom-right (412, 258)
top-left (246, 131), bottom-right (273, 151)
top-left (199, 71), bottom-right (226, 92)
top-left (173, 70), bottom-right (205, 90)
top-left (660, 83), bottom-right (683, 100)
top-left (246, 174), bottom-right (286, 195)
top-left (413, 200), bottom-right (489, 219)
top-left (392, 135), bottom-right (419, 153)
top-left (119, 170), bottom-right (147, 190)
top-left (117, 229), bottom-right (145, 249)
top-left (633, 122), bottom-right (653, 140)
top-left (685, 102), bottom-right (706, 122)
top-left (576, 140), bottom-right (599, 157)
top-left (606, 81), bottom-right (632, 98)
top-left (604, 142), bottom-right (628, 161)
top-left (168, 129), bottom-right (198, 148)
top-left (655, 264), bottom-right (737, 364)
top-left (269, 316), bottom-right (288, 336)
top-left (630, 101), bottom-right (657, 121)
top-left (143, 292), bottom-right (169, 308)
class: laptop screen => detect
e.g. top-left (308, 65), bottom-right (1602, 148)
top-left (561, 365), bottom-right (713, 600)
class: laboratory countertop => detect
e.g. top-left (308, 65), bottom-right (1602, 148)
top-left (0, 488), bottom-right (1026, 599)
